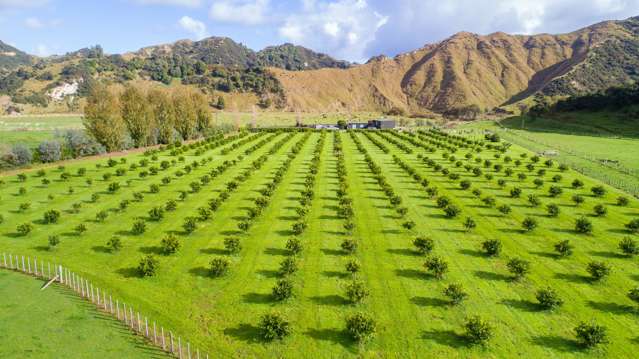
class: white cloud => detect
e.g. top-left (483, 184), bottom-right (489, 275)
top-left (278, 0), bottom-right (388, 62)
top-left (209, 0), bottom-right (269, 25)
top-left (0, 0), bottom-right (48, 8)
top-left (178, 15), bottom-right (208, 40)
top-left (134, 0), bottom-right (201, 7)
top-left (34, 43), bottom-right (50, 56)
top-left (25, 17), bottom-right (43, 28)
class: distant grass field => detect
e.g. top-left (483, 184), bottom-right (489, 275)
top-left (0, 115), bottom-right (84, 149)
top-left (0, 270), bottom-right (166, 358)
top-left (456, 113), bottom-right (639, 196)
top-left (1, 128), bottom-right (638, 357)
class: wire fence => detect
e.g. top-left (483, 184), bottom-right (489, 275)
top-left (1, 253), bottom-right (206, 359)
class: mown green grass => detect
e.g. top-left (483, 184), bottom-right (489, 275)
top-left (0, 270), bottom-right (167, 358)
top-left (0, 128), bottom-right (638, 357)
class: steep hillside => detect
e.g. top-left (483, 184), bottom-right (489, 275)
top-left (273, 17), bottom-right (639, 114)
top-left (0, 41), bottom-right (32, 70)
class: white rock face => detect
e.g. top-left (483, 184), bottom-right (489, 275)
top-left (49, 81), bottom-right (79, 101)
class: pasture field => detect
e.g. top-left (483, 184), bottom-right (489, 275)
top-left (456, 114), bottom-right (639, 196)
top-left (0, 115), bottom-right (84, 149)
top-left (0, 128), bottom-right (638, 357)
top-left (0, 270), bottom-right (166, 358)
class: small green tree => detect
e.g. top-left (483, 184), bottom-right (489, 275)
top-left (586, 261), bottom-right (611, 281)
top-left (341, 239), bottom-right (358, 254)
top-left (182, 217), bottom-right (198, 234)
top-left (554, 240), bottom-right (573, 258)
top-left (546, 203), bottom-right (560, 217)
top-left (131, 220), bottom-right (146, 235)
top-left (497, 204), bottom-right (512, 215)
top-left (443, 283), bottom-right (468, 305)
top-left (48, 235), bottom-right (60, 250)
top-left (627, 287), bottom-right (639, 308)
top-left (138, 255), bottom-right (159, 277)
top-left (619, 237), bottom-right (639, 256)
top-left (345, 259), bottom-right (361, 274)
top-left (259, 312), bottom-right (290, 341)
top-left (590, 186), bottom-right (606, 197)
top-left (464, 315), bottom-right (493, 345)
top-left (572, 195), bottom-right (585, 206)
top-left (279, 257), bottom-right (298, 276)
top-left (535, 287), bottom-right (563, 310)
top-left (285, 237), bottom-right (303, 255)
top-left (161, 234), bottom-right (180, 255)
top-left (272, 279), bottom-right (294, 301)
top-left (575, 321), bottom-right (608, 348)
top-left (424, 256), bottom-right (448, 279)
top-left (593, 204), bottom-right (607, 217)
top-left (413, 236), bottom-right (434, 255)
top-left (575, 217), bottom-right (593, 234)
top-left (507, 258), bottom-right (530, 280)
top-left (345, 280), bottom-right (369, 303)
top-left (210, 257), bottom-right (230, 277)
top-left (627, 219), bottom-right (639, 234)
top-left (224, 237), bottom-right (241, 255)
top-left (522, 217), bottom-right (538, 232)
top-left (463, 217), bottom-right (477, 231)
top-left (482, 240), bottom-right (502, 257)
top-left (75, 223), bottom-right (88, 235)
top-left (43, 209), bottom-right (61, 224)
top-left (345, 312), bottom-right (376, 342)
top-left (17, 223), bottom-right (33, 236)
top-left (107, 236), bottom-right (122, 252)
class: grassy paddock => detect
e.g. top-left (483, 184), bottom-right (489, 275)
top-left (0, 128), bottom-right (638, 357)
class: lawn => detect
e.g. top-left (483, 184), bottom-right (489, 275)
top-left (0, 270), bottom-right (167, 358)
top-left (456, 114), bottom-right (639, 196)
top-left (0, 128), bottom-right (638, 357)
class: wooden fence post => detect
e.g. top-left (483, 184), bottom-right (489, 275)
top-left (47, 262), bottom-right (51, 279)
top-left (27, 257), bottom-right (31, 274)
top-left (129, 308), bottom-right (134, 329)
top-left (9, 254), bottom-right (13, 269)
top-left (22, 256), bottom-right (25, 272)
top-left (116, 300), bottom-right (120, 320)
top-left (187, 342), bottom-right (191, 359)
top-left (123, 303), bottom-right (127, 325)
top-left (162, 327), bottom-right (166, 351)
top-left (96, 287), bottom-right (100, 306)
top-left (178, 337), bottom-right (182, 359)
top-left (170, 331), bottom-right (174, 354)
top-left (34, 258), bottom-right (37, 276)
top-left (2, 253), bottom-right (6, 268)
top-left (145, 317), bottom-right (149, 337)
top-left (153, 322), bottom-right (157, 344)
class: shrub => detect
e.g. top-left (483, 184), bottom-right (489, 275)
top-left (533, 179), bottom-right (544, 188)
top-left (259, 312), bottom-right (290, 341)
top-left (507, 258), bottom-right (530, 280)
top-left (107, 236), bottom-right (122, 252)
top-left (161, 234), bottom-right (180, 255)
top-left (413, 236), bottom-right (434, 255)
top-left (460, 180), bottom-right (472, 190)
top-left (497, 204), bottom-right (512, 215)
top-left (546, 203), bottom-right (560, 217)
top-left (345, 259), bottom-right (361, 274)
top-left (402, 220), bottom-right (416, 229)
top-left (75, 223), bottom-right (87, 235)
top-left (482, 240), bottom-right (502, 257)
top-left (424, 256), bottom-right (448, 279)
top-left (593, 204), bottom-right (607, 217)
top-left (591, 186), bottom-right (606, 197)
top-left (19, 202), bottom-right (31, 211)
top-left (210, 257), bottom-right (230, 277)
top-left (17, 223), bottom-right (33, 236)
top-left (198, 207), bottom-right (212, 221)
top-left (341, 239), bottom-right (358, 254)
top-left (272, 279), bottom-right (294, 301)
top-left (224, 237), bottom-right (241, 254)
top-left (628, 287), bottom-right (639, 307)
top-left (535, 287), bottom-right (563, 310)
top-left (443, 283), bottom-right (467, 305)
top-left (43, 210), bottom-right (61, 224)
top-left (48, 235), bottom-right (60, 250)
top-left (617, 196), bottom-right (629, 207)
top-left (481, 196), bottom-right (496, 208)
top-left (149, 184), bottom-right (160, 193)
top-left (148, 206), bottom-right (165, 221)
top-left (463, 217), bottom-right (477, 231)
top-left (345, 280), bottom-right (369, 303)
top-left (586, 261), bottom-right (611, 281)
top-left (527, 194), bottom-right (541, 207)
top-left (131, 220), bottom-right (146, 235)
top-left (285, 238), bottom-right (303, 255)
top-left (548, 186), bottom-right (563, 197)
top-left (572, 194), bottom-right (585, 206)
top-left (279, 257), bottom-right (298, 276)
top-left (436, 196), bottom-right (450, 208)
top-left (138, 255), bottom-right (159, 277)
top-left (182, 217), bottom-right (198, 234)
top-left (619, 237), bottom-right (639, 256)
top-left (571, 179), bottom-right (584, 189)
top-left (108, 182), bottom-right (120, 193)
top-left (554, 240), bottom-right (573, 258)
top-left (626, 219), bottom-right (639, 233)
top-left (522, 217), bottom-right (538, 232)
top-left (345, 312), bottom-right (376, 342)
top-left (575, 321), bottom-right (608, 348)
top-left (575, 217), bottom-right (593, 234)
top-left (464, 315), bottom-right (493, 345)
top-left (95, 210), bottom-right (108, 222)
top-left (443, 204), bottom-right (461, 218)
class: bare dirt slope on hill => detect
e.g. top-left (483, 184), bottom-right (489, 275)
top-left (273, 18), bottom-right (636, 113)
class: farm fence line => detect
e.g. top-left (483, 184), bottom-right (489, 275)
top-left (0, 253), bottom-right (207, 359)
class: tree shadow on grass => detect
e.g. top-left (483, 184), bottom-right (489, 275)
top-left (264, 247), bottom-right (288, 256)
top-left (499, 228), bottom-right (522, 234)
top-left (387, 248), bottom-right (420, 257)
top-left (224, 324), bottom-right (261, 343)
top-left (531, 335), bottom-right (580, 353)
top-left (305, 328), bottom-right (354, 350)
top-left (421, 329), bottom-right (466, 349)
top-left (200, 248), bottom-right (227, 255)
top-left (219, 230), bottom-right (242, 236)
top-left (529, 251), bottom-right (558, 259)
top-left (115, 267), bottom-right (141, 278)
top-left (243, 292), bottom-right (272, 304)
top-left (500, 298), bottom-right (541, 312)
top-left (588, 250), bottom-right (626, 259)
top-left (458, 249), bottom-right (484, 258)
top-left (138, 246), bottom-right (163, 255)
top-left (395, 268), bottom-right (424, 280)
top-left (32, 245), bottom-right (50, 252)
top-left (554, 272), bottom-right (590, 284)
top-left (411, 296), bottom-right (449, 307)
top-left (440, 228), bottom-right (467, 233)
top-left (322, 270), bottom-right (348, 279)
top-left (474, 270), bottom-right (510, 282)
top-left (3, 232), bottom-right (25, 239)
top-left (188, 267), bottom-right (210, 278)
top-left (256, 269), bottom-right (280, 278)
top-left (310, 294), bottom-right (347, 306)
top-left (91, 245), bottom-right (112, 254)
top-left (321, 248), bottom-right (345, 256)
top-left (586, 300), bottom-right (635, 315)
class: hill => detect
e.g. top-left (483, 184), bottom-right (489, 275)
top-left (0, 41), bottom-right (32, 70)
top-left (273, 16), bottom-right (639, 114)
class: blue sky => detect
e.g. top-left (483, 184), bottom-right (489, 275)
top-left (1, 0), bottom-right (638, 63)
